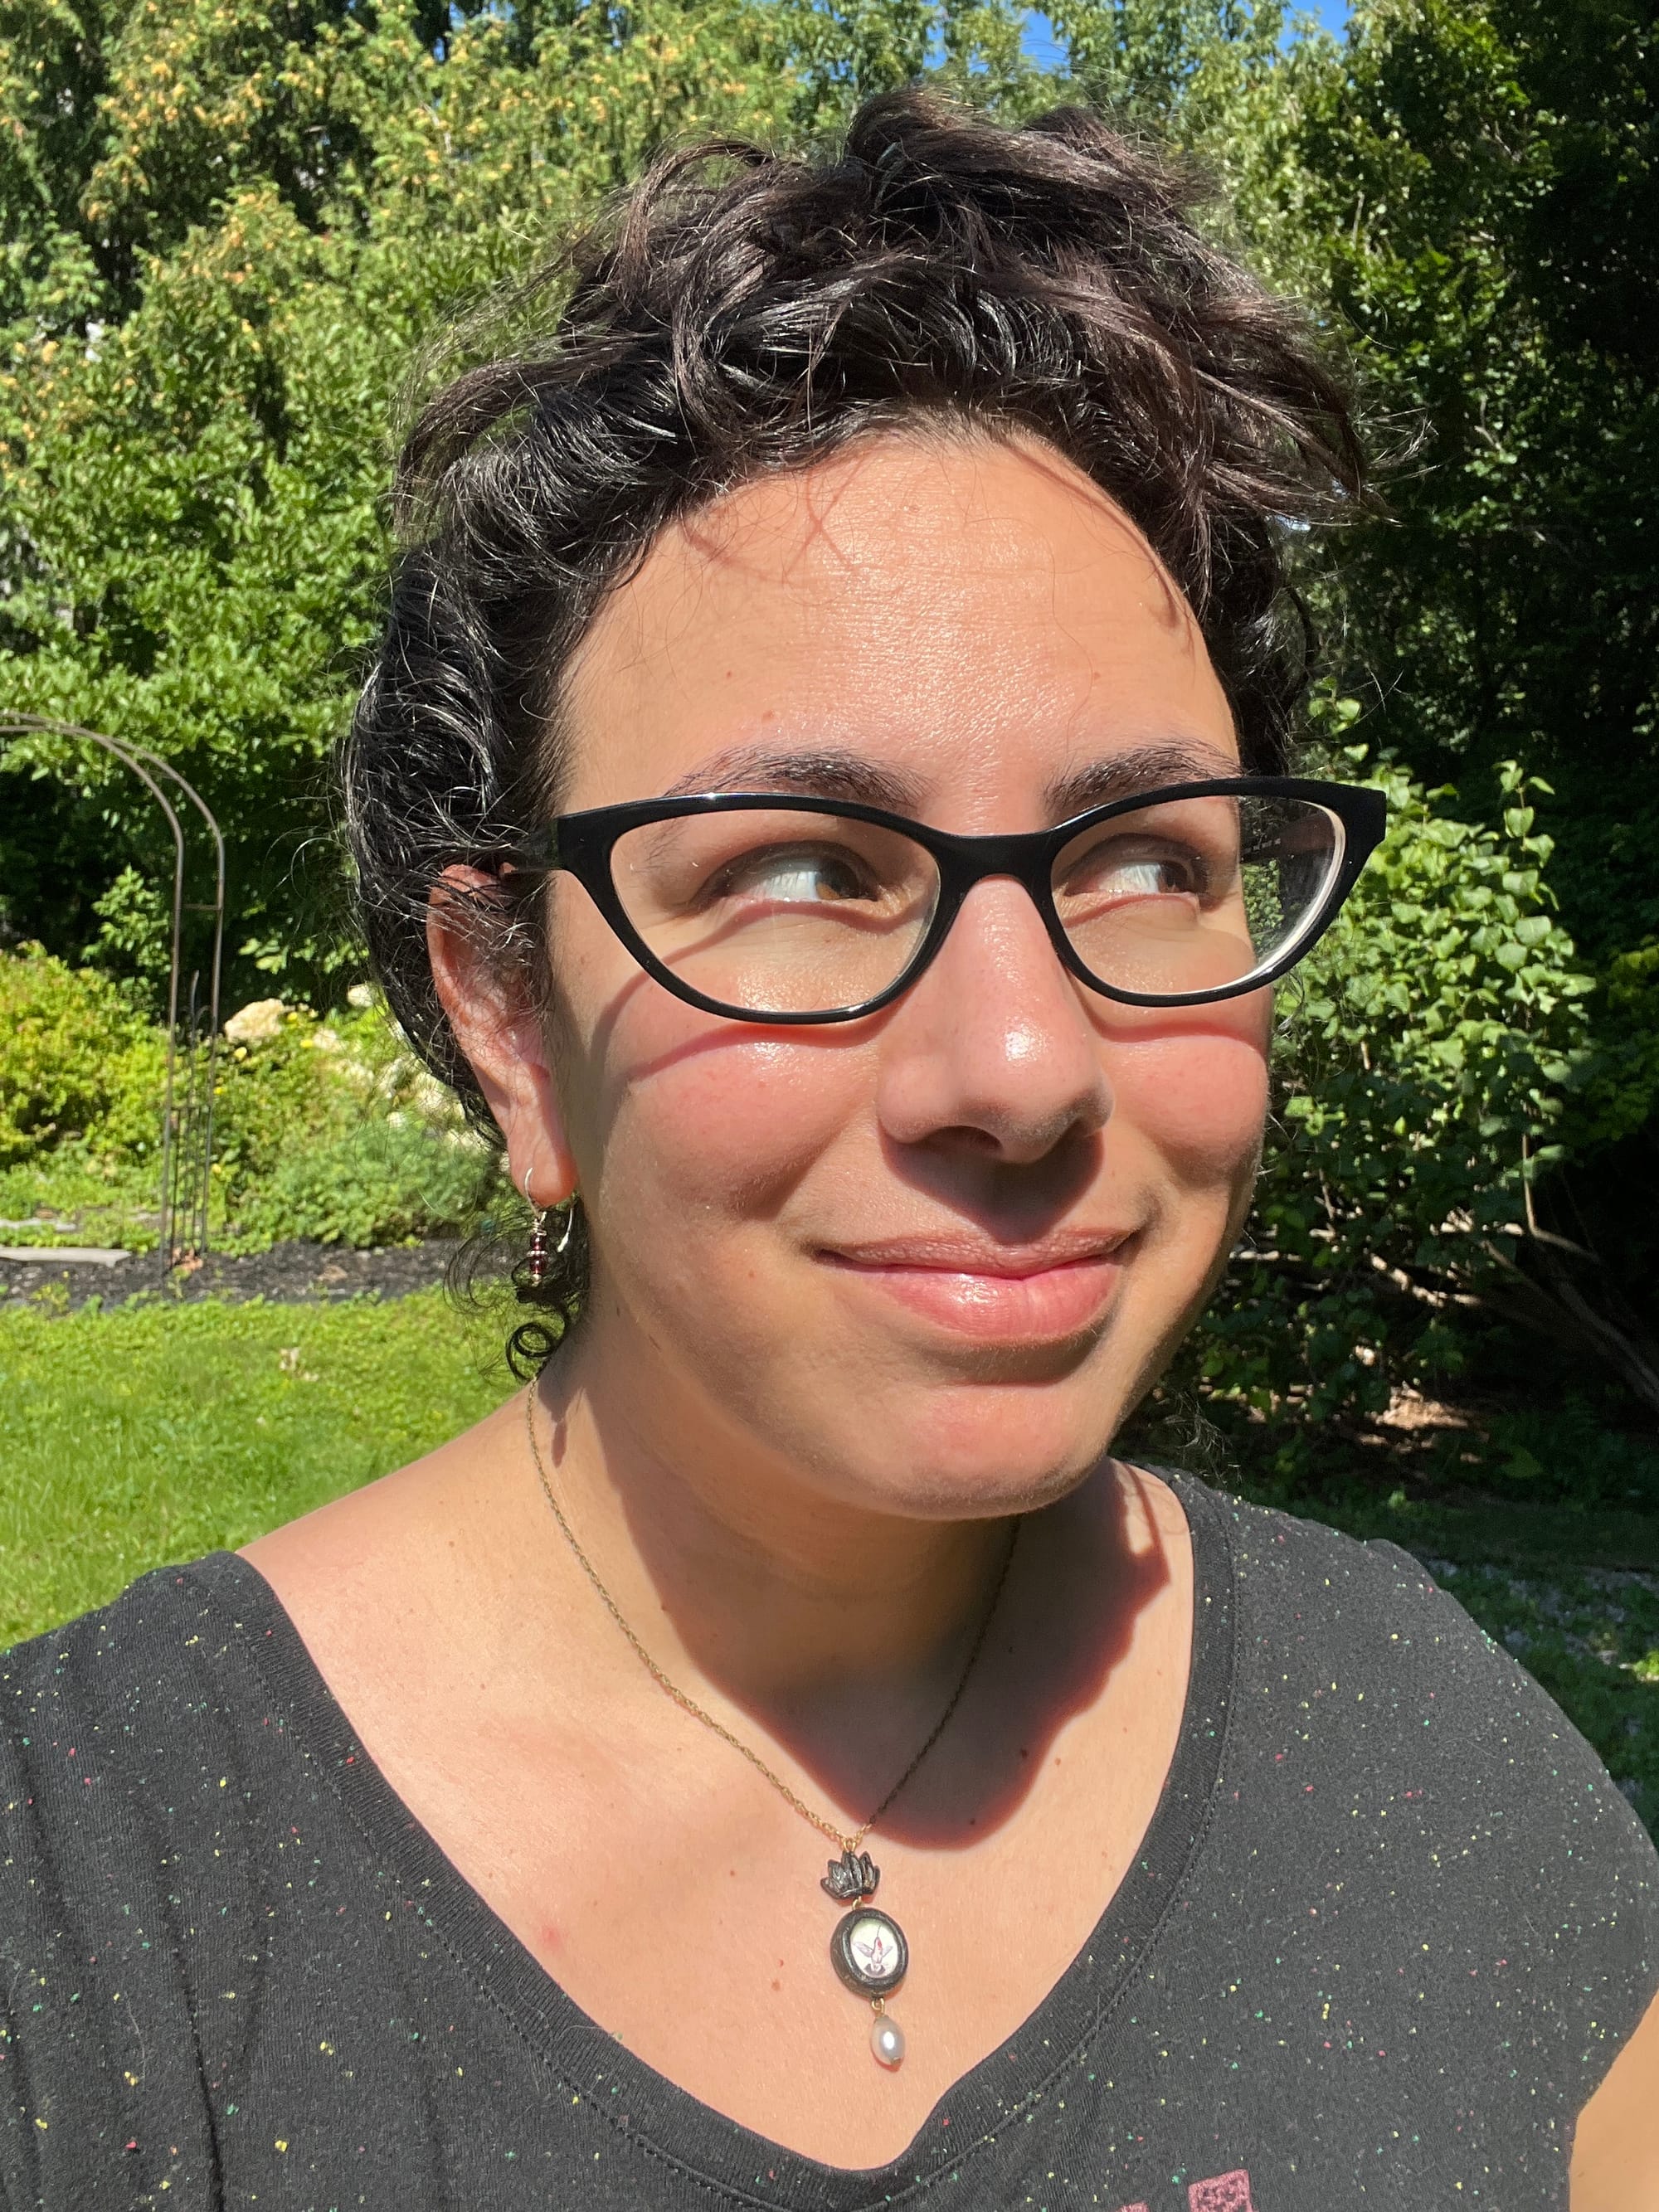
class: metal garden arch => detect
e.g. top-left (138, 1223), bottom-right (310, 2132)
top-left (0, 716), bottom-right (226, 1274)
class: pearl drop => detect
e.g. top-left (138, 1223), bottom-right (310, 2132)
top-left (870, 2012), bottom-right (906, 2069)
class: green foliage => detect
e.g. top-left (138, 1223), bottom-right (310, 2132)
top-left (0, 0), bottom-right (828, 1002)
top-left (0, 952), bottom-right (502, 1247)
top-left (1560, 941), bottom-right (1659, 1155)
top-left (1249, 0), bottom-right (1659, 956)
top-left (230, 1119), bottom-right (496, 1250)
top-left (1471, 1392), bottom-right (1659, 1510)
top-left (0, 1148), bottom-right (162, 1250)
top-left (1175, 753), bottom-right (1596, 1452)
top-left (210, 1000), bottom-right (503, 1248)
top-left (0, 941), bottom-right (163, 1163)
top-left (0, 1290), bottom-right (513, 1645)
top-left (1195, 0), bottom-right (1659, 1321)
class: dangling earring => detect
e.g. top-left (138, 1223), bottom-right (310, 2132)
top-left (526, 1205), bottom-right (553, 1290)
top-left (520, 1165), bottom-right (551, 1292)
top-left (521, 1162), bottom-right (576, 1294)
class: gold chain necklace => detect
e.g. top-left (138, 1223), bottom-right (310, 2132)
top-left (523, 1386), bottom-right (1019, 2070)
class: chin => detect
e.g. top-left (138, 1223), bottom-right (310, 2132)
top-left (829, 1378), bottom-right (1132, 1522)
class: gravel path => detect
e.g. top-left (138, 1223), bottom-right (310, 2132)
top-left (0, 1240), bottom-right (461, 1314)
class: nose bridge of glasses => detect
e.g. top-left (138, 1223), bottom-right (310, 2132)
top-left (926, 819), bottom-right (1069, 904)
top-left (921, 838), bottom-right (1080, 992)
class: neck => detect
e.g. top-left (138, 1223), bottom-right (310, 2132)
top-left (533, 1330), bottom-right (1019, 1738)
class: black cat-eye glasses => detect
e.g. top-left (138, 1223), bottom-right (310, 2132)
top-left (495, 776), bottom-right (1387, 1026)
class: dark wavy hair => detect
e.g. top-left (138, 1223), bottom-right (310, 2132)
top-left (341, 86), bottom-right (1365, 1351)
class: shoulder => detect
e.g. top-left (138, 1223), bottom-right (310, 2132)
top-left (1188, 1476), bottom-right (1650, 1804)
top-left (0, 1555), bottom-right (303, 1975)
top-left (1185, 1471), bottom-right (1447, 1613)
top-left (1185, 1475), bottom-right (1588, 1720)
top-left (0, 1552), bottom-right (283, 1791)
top-left (1174, 1475), bottom-right (1659, 2086)
top-left (0, 1561), bottom-right (348, 2178)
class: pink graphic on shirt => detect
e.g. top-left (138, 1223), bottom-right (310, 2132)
top-left (1111, 2166), bottom-right (1256, 2212)
top-left (1188, 2173), bottom-right (1257, 2212)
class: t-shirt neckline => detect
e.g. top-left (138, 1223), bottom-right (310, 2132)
top-left (191, 1469), bottom-right (1237, 2212)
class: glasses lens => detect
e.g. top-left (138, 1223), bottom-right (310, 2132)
top-left (1052, 792), bottom-right (1344, 999)
top-left (608, 806), bottom-right (941, 1017)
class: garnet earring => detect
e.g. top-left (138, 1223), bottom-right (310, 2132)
top-left (521, 1169), bottom-right (575, 1292)
top-left (525, 1205), bottom-right (553, 1289)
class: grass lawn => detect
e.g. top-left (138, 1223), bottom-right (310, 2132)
top-left (0, 1289), bottom-right (513, 1646)
top-left (1, 1291), bottom-right (1655, 1839)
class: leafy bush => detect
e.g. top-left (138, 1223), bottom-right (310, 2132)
top-left (228, 1120), bottom-right (497, 1250)
top-left (0, 959), bottom-right (501, 1249)
top-left (207, 997), bottom-right (501, 1248)
top-left (1559, 940), bottom-right (1659, 1156)
top-left (1168, 752), bottom-right (1597, 1470)
top-left (0, 945), bottom-right (165, 1165)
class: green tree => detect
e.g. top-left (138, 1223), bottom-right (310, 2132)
top-left (0, 0), bottom-right (815, 994)
top-left (1267, 0), bottom-right (1657, 940)
top-left (1251, 0), bottom-right (1659, 1315)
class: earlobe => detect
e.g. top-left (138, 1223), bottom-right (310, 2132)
top-left (426, 867), bottom-right (580, 1208)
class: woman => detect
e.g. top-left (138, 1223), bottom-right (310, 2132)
top-left (2, 92), bottom-right (1654, 2210)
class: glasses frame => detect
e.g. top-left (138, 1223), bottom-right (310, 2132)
top-left (499, 775), bottom-right (1388, 1026)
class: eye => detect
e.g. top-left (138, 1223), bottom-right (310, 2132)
top-left (707, 843), bottom-right (876, 907)
top-left (1061, 839), bottom-right (1209, 904)
top-left (1101, 858), bottom-right (1184, 898)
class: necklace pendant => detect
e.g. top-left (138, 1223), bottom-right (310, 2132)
top-left (869, 1999), bottom-right (906, 2070)
top-left (821, 1846), bottom-right (879, 1902)
top-left (830, 1904), bottom-right (908, 1999)
top-left (824, 1850), bottom-right (907, 2068)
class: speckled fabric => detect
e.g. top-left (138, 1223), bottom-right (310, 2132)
top-left (1, 1476), bottom-right (1654, 2211)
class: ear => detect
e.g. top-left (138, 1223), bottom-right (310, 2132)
top-left (426, 867), bottom-right (578, 1208)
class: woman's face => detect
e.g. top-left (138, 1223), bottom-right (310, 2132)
top-left (517, 431), bottom-right (1269, 1516)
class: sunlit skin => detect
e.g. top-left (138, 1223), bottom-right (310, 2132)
top-left (241, 431), bottom-right (1656, 2184)
top-left (530, 430), bottom-right (1271, 1529)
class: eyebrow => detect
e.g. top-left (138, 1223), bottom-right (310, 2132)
top-left (657, 735), bottom-right (1240, 820)
top-left (1045, 741), bottom-right (1242, 819)
top-left (659, 743), bottom-right (925, 813)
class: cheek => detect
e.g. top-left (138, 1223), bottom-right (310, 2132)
top-left (549, 897), bottom-right (868, 1310)
top-left (625, 1044), bottom-right (855, 1214)
top-left (566, 996), bottom-right (865, 1264)
top-left (1105, 1021), bottom-right (1271, 1189)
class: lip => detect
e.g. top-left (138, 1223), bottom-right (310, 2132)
top-left (817, 1231), bottom-right (1135, 1344)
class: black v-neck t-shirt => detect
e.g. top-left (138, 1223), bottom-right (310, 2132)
top-left (1, 1475), bottom-right (1655, 2212)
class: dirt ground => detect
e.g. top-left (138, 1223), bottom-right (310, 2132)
top-left (0, 1239), bottom-right (462, 1314)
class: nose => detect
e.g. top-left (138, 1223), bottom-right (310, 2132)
top-left (874, 878), bottom-right (1114, 1164)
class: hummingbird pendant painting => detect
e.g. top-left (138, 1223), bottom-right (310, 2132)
top-left (821, 1848), bottom-right (908, 2069)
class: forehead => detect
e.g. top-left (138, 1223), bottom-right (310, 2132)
top-left (557, 430), bottom-right (1238, 822)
